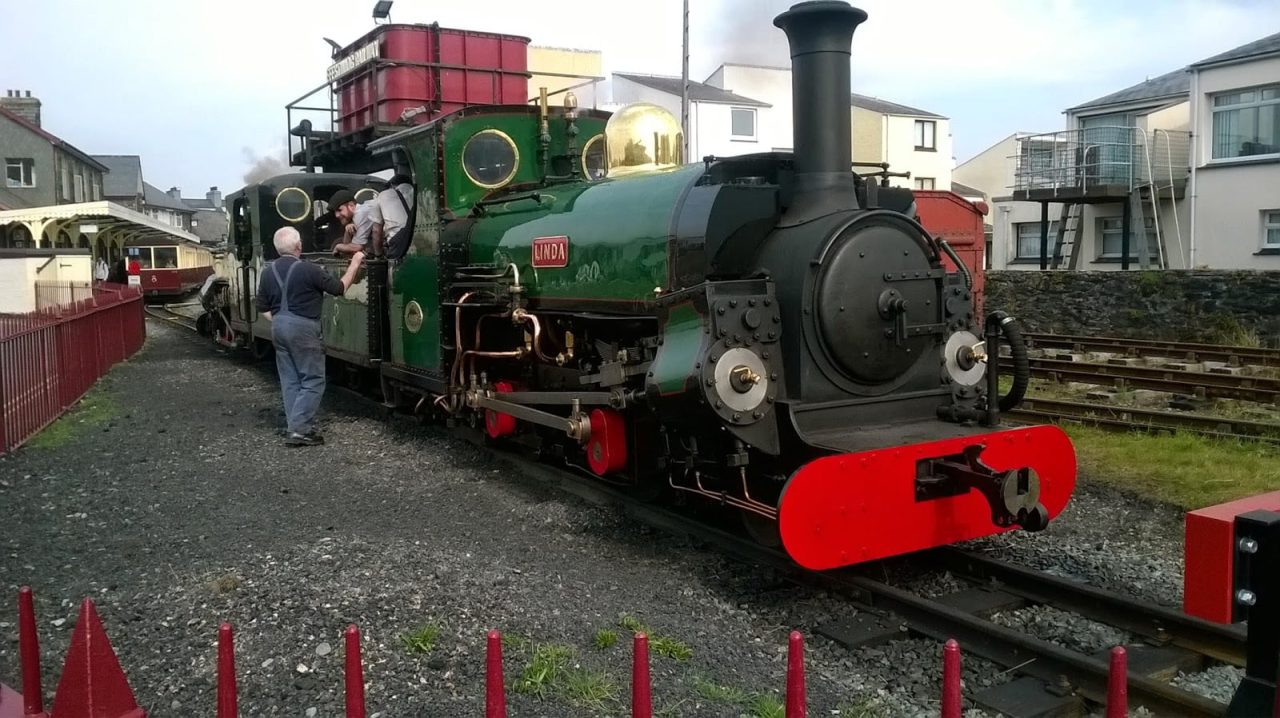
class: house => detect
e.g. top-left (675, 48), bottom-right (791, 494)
top-left (1187, 31), bottom-right (1280, 267)
top-left (610, 73), bottom-right (771, 162)
top-left (181, 186), bottom-right (229, 245)
top-left (962, 30), bottom-right (1279, 271)
top-left (1, 91), bottom-right (107, 220)
top-left (94, 155), bottom-right (146, 210)
top-left (143, 184), bottom-right (195, 232)
top-left (528, 46), bottom-right (605, 109)
top-left (701, 63), bottom-right (953, 190)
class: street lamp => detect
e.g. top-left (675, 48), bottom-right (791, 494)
top-left (372, 0), bottom-right (392, 23)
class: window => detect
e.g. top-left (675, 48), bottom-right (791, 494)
top-left (5, 158), bottom-right (35, 187)
top-left (153, 247), bottom-right (178, 268)
top-left (1211, 84), bottom-right (1279, 159)
top-left (92, 178), bottom-right (101, 201)
top-left (73, 174), bottom-right (84, 202)
top-left (914, 120), bottom-right (936, 150)
top-left (1264, 210), bottom-right (1280, 248)
top-left (913, 177), bottom-right (935, 190)
top-left (61, 163), bottom-right (70, 201)
top-left (1097, 216), bottom-right (1162, 260)
top-left (1014, 221), bottom-right (1060, 261)
top-left (730, 107), bottom-right (756, 139)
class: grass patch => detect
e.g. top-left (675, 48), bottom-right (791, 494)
top-left (747, 693), bottom-right (785, 718)
top-left (617, 614), bottom-right (693, 660)
top-left (593, 629), bottom-right (617, 649)
top-left (559, 667), bottom-right (618, 710)
top-left (511, 642), bottom-right (574, 698)
top-left (1064, 424), bottom-right (1280, 509)
top-left (399, 624), bottom-right (440, 654)
top-left (692, 675), bottom-right (750, 704)
top-left (26, 386), bottom-right (120, 449)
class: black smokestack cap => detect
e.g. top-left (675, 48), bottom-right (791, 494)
top-left (773, 1), bottom-right (868, 223)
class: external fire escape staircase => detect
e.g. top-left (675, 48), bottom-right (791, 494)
top-left (1011, 127), bottom-right (1190, 270)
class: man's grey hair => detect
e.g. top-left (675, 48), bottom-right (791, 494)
top-left (273, 226), bottom-right (302, 255)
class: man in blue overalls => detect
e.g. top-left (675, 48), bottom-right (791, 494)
top-left (256, 225), bottom-right (364, 446)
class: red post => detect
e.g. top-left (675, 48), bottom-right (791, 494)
top-left (631, 633), bottom-right (652, 718)
top-left (217, 623), bottom-right (237, 718)
top-left (18, 586), bottom-right (45, 716)
top-left (486, 630), bottom-right (506, 718)
top-left (344, 625), bottom-right (366, 718)
top-left (786, 630), bottom-right (805, 718)
top-left (1106, 646), bottom-right (1127, 718)
top-left (941, 639), bottom-right (962, 718)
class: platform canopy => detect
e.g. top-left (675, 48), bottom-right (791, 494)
top-left (0, 200), bottom-right (203, 260)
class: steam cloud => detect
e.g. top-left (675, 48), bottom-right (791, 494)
top-left (699, 0), bottom-right (792, 69)
top-left (241, 147), bottom-right (290, 185)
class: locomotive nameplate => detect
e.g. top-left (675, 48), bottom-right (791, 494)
top-left (532, 236), bottom-right (569, 268)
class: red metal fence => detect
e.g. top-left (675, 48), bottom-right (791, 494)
top-left (34, 280), bottom-right (96, 312)
top-left (0, 282), bottom-right (144, 455)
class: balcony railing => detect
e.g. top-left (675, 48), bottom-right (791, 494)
top-left (1012, 127), bottom-right (1190, 198)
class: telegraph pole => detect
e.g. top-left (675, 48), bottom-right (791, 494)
top-left (681, 0), bottom-right (690, 162)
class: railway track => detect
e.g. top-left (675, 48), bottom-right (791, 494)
top-left (1024, 332), bottom-right (1280, 369)
top-left (153, 317), bottom-right (1248, 716)
top-left (1004, 356), bottom-right (1280, 404)
top-left (144, 303), bottom-right (198, 332)
top-left (1006, 396), bottom-right (1280, 445)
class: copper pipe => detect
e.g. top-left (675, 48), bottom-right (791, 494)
top-left (511, 308), bottom-right (555, 363)
top-left (667, 470), bottom-right (778, 520)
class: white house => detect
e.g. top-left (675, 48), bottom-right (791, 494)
top-left (702, 63), bottom-right (953, 190)
top-left (610, 73), bottom-right (771, 162)
top-left (958, 30), bottom-right (1279, 271)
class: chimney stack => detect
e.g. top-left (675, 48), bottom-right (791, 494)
top-left (207, 186), bottom-right (223, 209)
top-left (773, 1), bottom-right (867, 222)
top-left (0, 89), bottom-right (42, 127)
top-left (168, 186), bottom-right (182, 199)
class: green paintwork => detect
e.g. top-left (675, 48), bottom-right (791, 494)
top-left (649, 301), bottom-right (705, 395)
top-left (389, 134), bottom-right (444, 371)
top-left (468, 164), bottom-right (702, 304)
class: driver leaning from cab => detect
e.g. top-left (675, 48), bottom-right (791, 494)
top-left (329, 189), bottom-right (377, 257)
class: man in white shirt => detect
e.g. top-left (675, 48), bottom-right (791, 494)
top-left (371, 174), bottom-right (414, 257)
top-left (331, 198), bottom-right (379, 256)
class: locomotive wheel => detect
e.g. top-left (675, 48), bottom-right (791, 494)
top-left (741, 511), bottom-right (782, 549)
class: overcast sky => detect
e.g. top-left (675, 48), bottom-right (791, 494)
top-left (4, 0), bottom-right (1278, 198)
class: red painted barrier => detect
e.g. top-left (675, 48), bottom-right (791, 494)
top-left (1106, 646), bottom-right (1127, 718)
top-left (941, 639), bottom-right (961, 718)
top-left (631, 633), bottom-right (651, 718)
top-left (786, 631), bottom-right (805, 718)
top-left (0, 283), bottom-right (144, 455)
top-left (17, 586), bottom-right (44, 717)
top-left (217, 623), bottom-right (238, 718)
top-left (485, 630), bottom-right (505, 718)
top-left (345, 625), bottom-right (367, 718)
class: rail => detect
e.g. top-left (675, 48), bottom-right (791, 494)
top-left (1011, 127), bottom-right (1190, 196)
top-left (1023, 332), bottom-right (1280, 368)
top-left (0, 283), bottom-right (144, 455)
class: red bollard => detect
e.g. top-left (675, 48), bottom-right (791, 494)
top-left (18, 586), bottom-right (45, 717)
top-left (941, 639), bottom-right (962, 718)
top-left (631, 633), bottom-right (652, 718)
top-left (216, 623), bottom-right (238, 718)
top-left (486, 630), bottom-right (506, 718)
top-left (1106, 646), bottom-right (1128, 718)
top-left (786, 630), bottom-right (805, 718)
top-left (344, 625), bottom-right (366, 718)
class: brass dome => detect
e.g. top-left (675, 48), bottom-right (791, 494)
top-left (605, 102), bottom-right (685, 176)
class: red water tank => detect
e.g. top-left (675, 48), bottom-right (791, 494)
top-left (331, 24), bottom-right (531, 135)
top-left (913, 190), bottom-right (989, 315)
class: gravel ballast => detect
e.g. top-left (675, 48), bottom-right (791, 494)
top-left (0, 319), bottom-right (1245, 715)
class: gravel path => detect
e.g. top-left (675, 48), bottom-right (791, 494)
top-left (2, 319), bottom-right (1000, 717)
top-left (0, 318), bottom-right (1245, 716)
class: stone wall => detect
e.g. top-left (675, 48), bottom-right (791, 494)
top-left (985, 270), bottom-right (1280, 346)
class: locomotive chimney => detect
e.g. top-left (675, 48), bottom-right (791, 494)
top-left (773, 1), bottom-right (867, 222)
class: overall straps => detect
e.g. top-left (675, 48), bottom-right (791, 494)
top-left (269, 258), bottom-right (303, 317)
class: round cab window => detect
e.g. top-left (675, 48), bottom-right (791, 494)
top-left (462, 130), bottom-right (519, 188)
top-left (275, 187), bottom-right (311, 223)
top-left (354, 188), bottom-right (378, 203)
top-left (582, 134), bottom-right (606, 180)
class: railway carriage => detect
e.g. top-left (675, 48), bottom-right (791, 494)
top-left (201, 0), bottom-right (1076, 570)
top-left (126, 237), bottom-right (215, 299)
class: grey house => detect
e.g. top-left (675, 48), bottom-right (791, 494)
top-left (1, 92), bottom-right (107, 212)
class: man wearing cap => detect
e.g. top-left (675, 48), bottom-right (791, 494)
top-left (257, 226), bottom-right (364, 446)
top-left (329, 188), bottom-right (378, 257)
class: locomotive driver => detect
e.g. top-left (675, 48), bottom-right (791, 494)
top-left (329, 188), bottom-right (377, 257)
top-left (257, 226), bottom-right (364, 446)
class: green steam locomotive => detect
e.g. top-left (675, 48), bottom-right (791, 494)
top-left (201, 0), bottom-right (1076, 570)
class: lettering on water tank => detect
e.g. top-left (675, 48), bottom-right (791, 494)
top-left (532, 236), bottom-right (569, 268)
